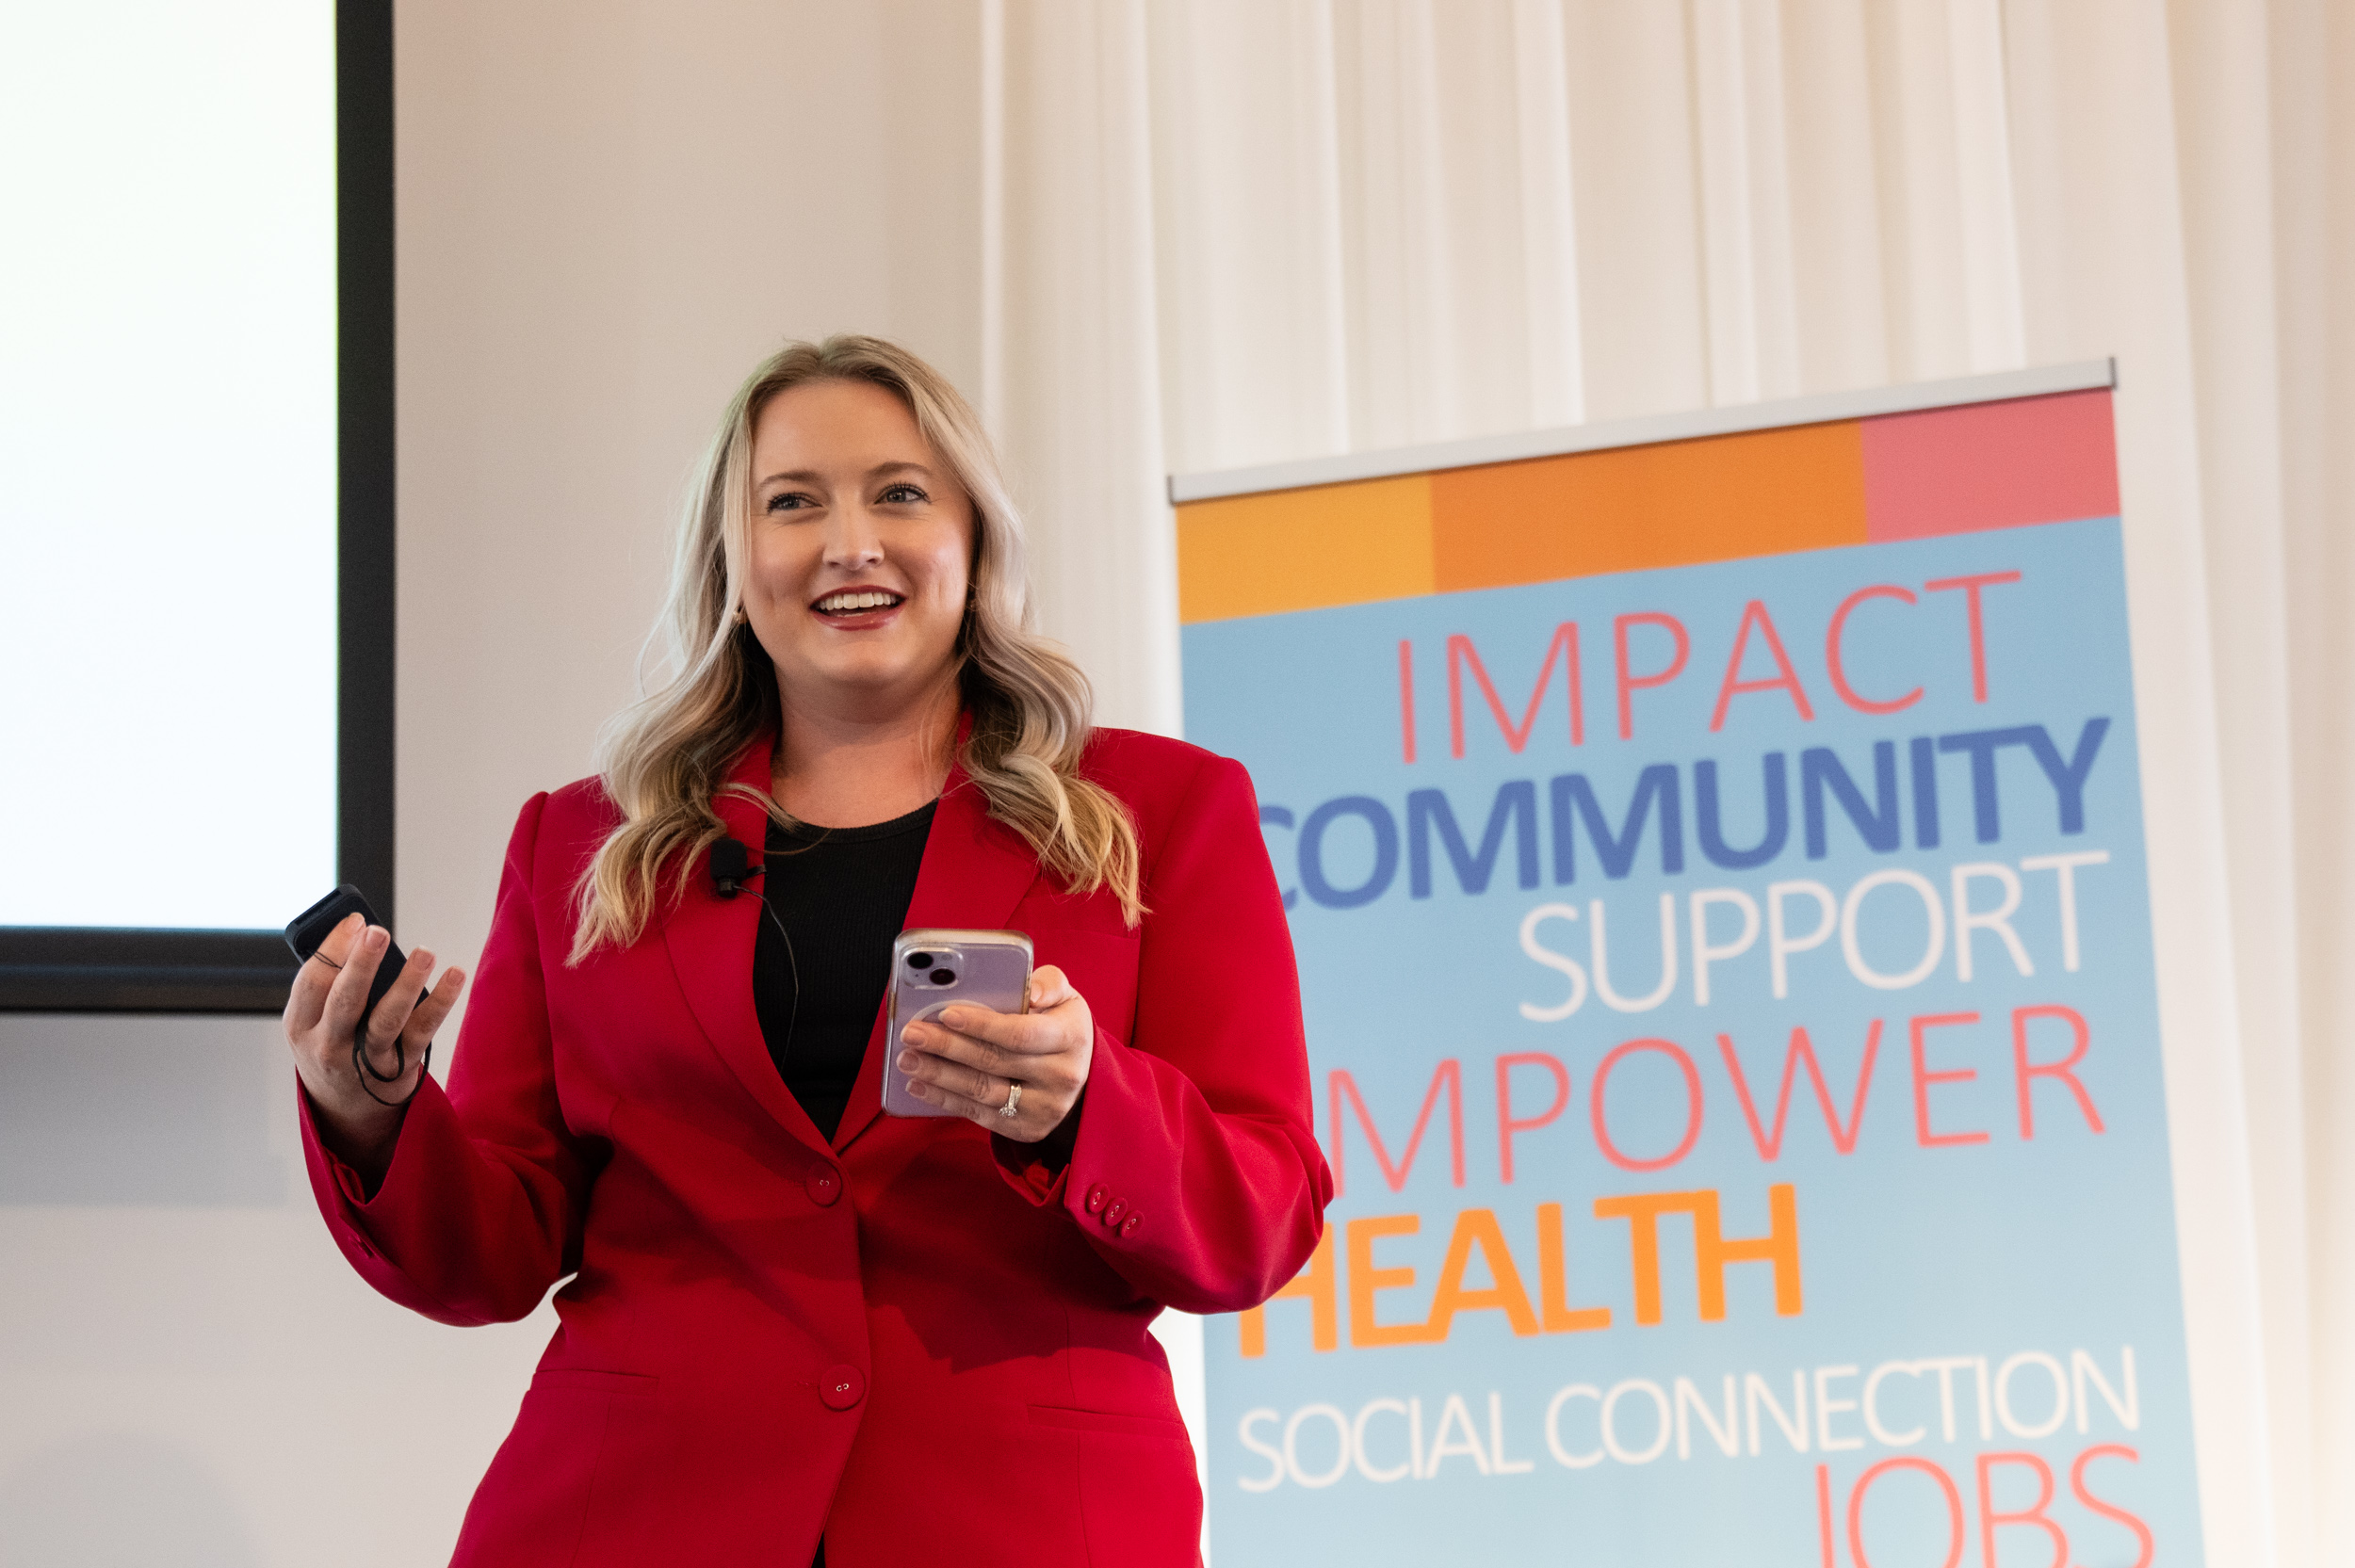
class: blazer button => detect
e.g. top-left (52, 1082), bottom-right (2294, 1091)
top-left (1102, 1198), bottom-right (1127, 1227)
top-left (1083, 1184), bottom-right (1108, 1215)
top-left (819, 1364), bottom-right (865, 1411)
top-left (804, 1165), bottom-right (842, 1207)
top-left (1121, 1213), bottom-right (1143, 1238)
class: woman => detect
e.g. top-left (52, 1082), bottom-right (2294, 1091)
top-left (284, 336), bottom-right (1330, 1566)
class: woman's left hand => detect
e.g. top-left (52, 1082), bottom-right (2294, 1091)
top-left (898, 964), bottom-right (1092, 1143)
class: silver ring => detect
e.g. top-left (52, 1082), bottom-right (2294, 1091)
top-left (999, 1081), bottom-right (1023, 1118)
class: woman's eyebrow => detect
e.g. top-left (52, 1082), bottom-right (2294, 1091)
top-left (754, 461), bottom-right (934, 488)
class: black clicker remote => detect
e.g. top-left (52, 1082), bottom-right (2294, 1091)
top-left (285, 883), bottom-right (405, 1031)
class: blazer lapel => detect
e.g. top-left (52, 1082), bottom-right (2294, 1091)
top-left (832, 761), bottom-right (1041, 1153)
top-left (662, 734), bottom-right (833, 1151)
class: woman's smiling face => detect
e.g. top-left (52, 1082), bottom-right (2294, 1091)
top-left (742, 378), bottom-right (974, 720)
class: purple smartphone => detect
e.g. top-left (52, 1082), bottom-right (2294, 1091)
top-left (882, 928), bottom-right (1033, 1118)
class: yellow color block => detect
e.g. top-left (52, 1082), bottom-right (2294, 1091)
top-left (1177, 473), bottom-right (1434, 623)
top-left (1431, 421), bottom-right (1868, 591)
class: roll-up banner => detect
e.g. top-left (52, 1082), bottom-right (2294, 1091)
top-left (1177, 364), bottom-right (2192, 1567)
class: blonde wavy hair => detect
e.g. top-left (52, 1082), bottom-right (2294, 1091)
top-left (568, 334), bottom-right (1142, 962)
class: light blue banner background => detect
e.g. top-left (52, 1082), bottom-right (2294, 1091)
top-left (1186, 518), bottom-right (2193, 1567)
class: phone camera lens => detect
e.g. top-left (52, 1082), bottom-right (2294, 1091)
top-left (931, 968), bottom-right (956, 986)
top-left (906, 952), bottom-right (934, 969)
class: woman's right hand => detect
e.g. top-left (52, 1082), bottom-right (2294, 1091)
top-left (283, 913), bottom-right (467, 1185)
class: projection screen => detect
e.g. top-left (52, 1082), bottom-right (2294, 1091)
top-left (0, 0), bottom-right (391, 1010)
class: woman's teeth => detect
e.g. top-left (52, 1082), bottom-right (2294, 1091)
top-left (816, 590), bottom-right (901, 613)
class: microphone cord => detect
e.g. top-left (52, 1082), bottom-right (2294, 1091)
top-left (718, 836), bottom-right (800, 1058)
top-left (755, 865), bottom-right (802, 1059)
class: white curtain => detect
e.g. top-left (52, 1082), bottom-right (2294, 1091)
top-left (977, 3), bottom-right (2355, 1560)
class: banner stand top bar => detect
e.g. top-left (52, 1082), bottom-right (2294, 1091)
top-left (1166, 357), bottom-right (2117, 506)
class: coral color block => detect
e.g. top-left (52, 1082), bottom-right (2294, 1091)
top-left (1427, 420), bottom-right (1869, 592)
top-left (1176, 473), bottom-right (1434, 623)
top-left (1862, 388), bottom-right (2119, 540)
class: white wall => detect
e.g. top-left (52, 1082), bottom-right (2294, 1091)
top-left (0, 1014), bottom-right (551, 1565)
top-left (0, 6), bottom-right (990, 1563)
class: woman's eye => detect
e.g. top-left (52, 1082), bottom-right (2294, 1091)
top-left (765, 492), bottom-right (815, 513)
top-left (879, 483), bottom-right (927, 505)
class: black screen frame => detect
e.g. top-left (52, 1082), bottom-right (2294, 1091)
top-left (0, 0), bottom-right (395, 1013)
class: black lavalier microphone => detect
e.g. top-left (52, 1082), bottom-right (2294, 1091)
top-left (708, 838), bottom-right (764, 898)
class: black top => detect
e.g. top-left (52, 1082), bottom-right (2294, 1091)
top-left (752, 800), bottom-right (937, 1140)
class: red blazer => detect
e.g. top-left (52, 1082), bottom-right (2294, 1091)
top-left (300, 727), bottom-right (1330, 1566)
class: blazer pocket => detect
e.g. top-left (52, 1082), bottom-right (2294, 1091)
top-left (1023, 928), bottom-right (1143, 1039)
top-left (530, 1368), bottom-right (658, 1397)
top-left (1027, 1403), bottom-right (1189, 1442)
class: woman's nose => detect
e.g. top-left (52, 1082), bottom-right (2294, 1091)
top-left (822, 507), bottom-right (885, 569)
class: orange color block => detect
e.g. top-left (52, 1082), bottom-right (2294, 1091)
top-left (1176, 474), bottom-right (1433, 623)
top-left (1429, 420), bottom-right (1869, 591)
